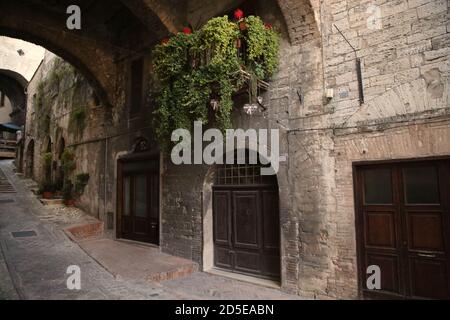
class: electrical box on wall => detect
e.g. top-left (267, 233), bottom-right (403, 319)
top-left (325, 88), bottom-right (334, 99)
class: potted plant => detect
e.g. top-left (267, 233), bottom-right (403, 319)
top-left (42, 152), bottom-right (52, 176)
top-left (62, 179), bottom-right (75, 206)
top-left (39, 181), bottom-right (56, 199)
top-left (74, 173), bottom-right (89, 197)
top-left (39, 152), bottom-right (54, 199)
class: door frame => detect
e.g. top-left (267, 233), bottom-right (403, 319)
top-left (353, 155), bottom-right (450, 299)
top-left (116, 151), bottom-right (160, 245)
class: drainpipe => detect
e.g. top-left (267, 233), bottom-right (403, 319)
top-left (103, 136), bottom-right (108, 221)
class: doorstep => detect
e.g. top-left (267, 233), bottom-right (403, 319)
top-left (40, 198), bottom-right (64, 206)
top-left (76, 238), bottom-right (198, 282)
top-left (206, 268), bottom-right (281, 290)
top-left (64, 220), bottom-right (104, 241)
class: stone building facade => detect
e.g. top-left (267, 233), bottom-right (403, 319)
top-left (9, 0), bottom-right (450, 299)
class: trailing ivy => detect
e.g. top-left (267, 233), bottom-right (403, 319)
top-left (244, 16), bottom-right (279, 79)
top-left (35, 58), bottom-right (84, 139)
top-left (152, 14), bottom-right (280, 146)
top-left (68, 105), bottom-right (87, 138)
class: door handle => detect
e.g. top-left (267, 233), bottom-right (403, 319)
top-left (417, 253), bottom-right (436, 258)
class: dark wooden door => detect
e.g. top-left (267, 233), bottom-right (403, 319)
top-left (118, 157), bottom-right (159, 245)
top-left (355, 159), bottom-right (450, 299)
top-left (213, 186), bottom-right (280, 280)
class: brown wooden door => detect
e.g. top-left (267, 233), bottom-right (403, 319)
top-left (118, 158), bottom-right (159, 245)
top-left (213, 186), bottom-right (280, 280)
top-left (355, 159), bottom-right (450, 299)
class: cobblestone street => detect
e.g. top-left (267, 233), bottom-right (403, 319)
top-left (0, 160), bottom-right (298, 300)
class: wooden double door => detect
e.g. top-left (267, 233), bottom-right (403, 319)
top-left (355, 158), bottom-right (450, 299)
top-left (213, 186), bottom-right (280, 280)
top-left (118, 157), bottom-right (159, 245)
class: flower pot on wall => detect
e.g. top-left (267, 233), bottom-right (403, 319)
top-left (64, 199), bottom-right (76, 207)
top-left (42, 191), bottom-right (53, 199)
top-left (239, 21), bottom-right (247, 31)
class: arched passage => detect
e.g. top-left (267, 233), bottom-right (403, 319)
top-left (0, 0), bottom-right (171, 108)
top-left (0, 70), bottom-right (27, 125)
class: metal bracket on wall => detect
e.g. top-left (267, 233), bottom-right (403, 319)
top-left (297, 89), bottom-right (303, 105)
top-left (334, 24), bottom-right (365, 105)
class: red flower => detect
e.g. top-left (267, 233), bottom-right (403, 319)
top-left (265, 23), bottom-right (273, 30)
top-left (234, 9), bottom-right (244, 20)
top-left (183, 27), bottom-right (192, 35)
top-left (161, 37), bottom-right (170, 45)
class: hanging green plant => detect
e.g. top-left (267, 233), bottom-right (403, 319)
top-left (68, 105), bottom-right (87, 138)
top-left (152, 13), bottom-right (280, 146)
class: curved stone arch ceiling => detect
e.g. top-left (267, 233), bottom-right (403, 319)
top-left (119, 0), bottom-right (185, 36)
top-left (0, 37), bottom-right (44, 82)
top-left (0, 72), bottom-right (27, 125)
top-left (0, 0), bottom-right (134, 107)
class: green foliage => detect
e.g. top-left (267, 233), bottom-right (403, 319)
top-left (152, 15), bottom-right (280, 146)
top-left (38, 115), bottom-right (51, 138)
top-left (41, 152), bottom-right (52, 186)
top-left (61, 148), bottom-right (76, 175)
top-left (244, 16), bottom-right (280, 79)
top-left (74, 173), bottom-right (89, 196)
top-left (62, 179), bottom-right (73, 201)
top-left (36, 78), bottom-right (52, 138)
top-left (42, 152), bottom-right (52, 178)
top-left (35, 58), bottom-right (85, 139)
top-left (68, 105), bottom-right (87, 137)
top-left (37, 180), bottom-right (57, 194)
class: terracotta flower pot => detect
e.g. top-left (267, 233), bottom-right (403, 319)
top-left (239, 21), bottom-right (247, 31)
top-left (65, 199), bottom-right (76, 207)
top-left (42, 191), bottom-right (53, 199)
top-left (235, 38), bottom-right (242, 48)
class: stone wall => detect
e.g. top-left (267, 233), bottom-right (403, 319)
top-left (159, 0), bottom-right (449, 299)
top-left (160, 0), bottom-right (327, 297)
top-left (24, 50), bottom-right (158, 236)
top-left (318, 0), bottom-right (449, 299)
top-left (24, 51), bottom-right (108, 218)
top-left (0, 93), bottom-right (13, 124)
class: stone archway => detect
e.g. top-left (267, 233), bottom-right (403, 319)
top-left (0, 0), bottom-right (171, 108)
top-left (0, 70), bottom-right (27, 125)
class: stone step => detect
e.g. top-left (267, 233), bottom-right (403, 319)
top-left (76, 238), bottom-right (199, 283)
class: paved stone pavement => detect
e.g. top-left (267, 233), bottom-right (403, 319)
top-left (0, 160), bottom-right (299, 300)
